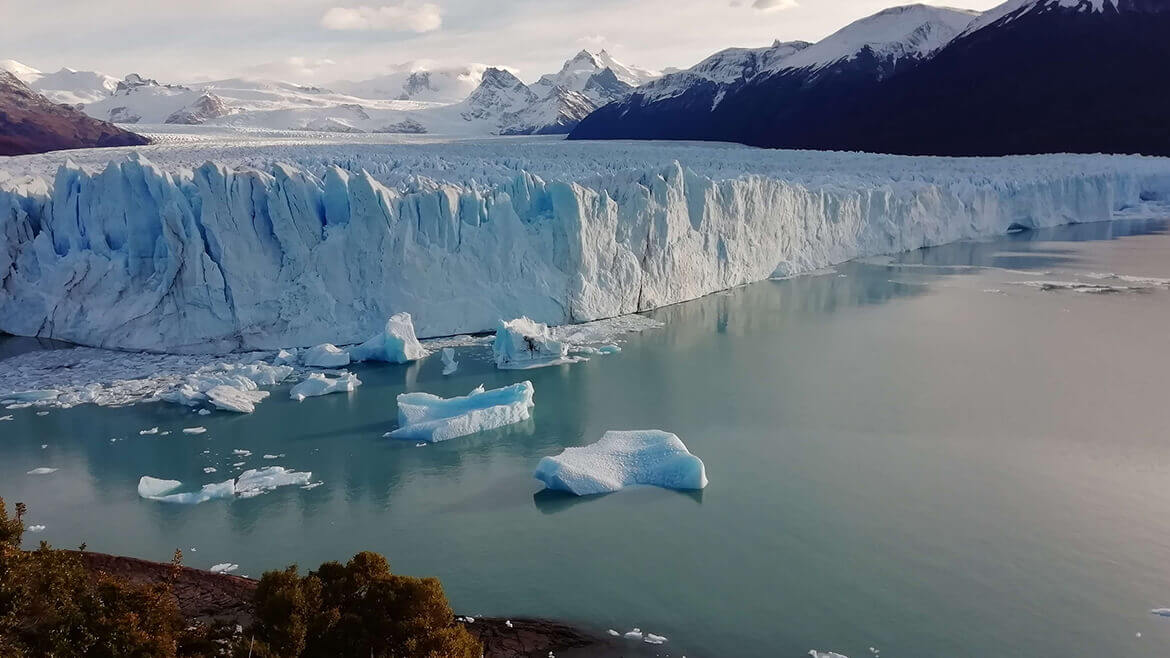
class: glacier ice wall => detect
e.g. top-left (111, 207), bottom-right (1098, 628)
top-left (2, 148), bottom-right (1170, 353)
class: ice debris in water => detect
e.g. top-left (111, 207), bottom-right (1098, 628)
top-left (493, 318), bottom-right (576, 370)
top-left (26, 525), bottom-right (46, 533)
top-left (441, 348), bottom-right (459, 375)
top-left (643, 633), bottom-right (667, 645)
top-left (289, 372), bottom-right (362, 401)
top-left (349, 313), bottom-right (429, 363)
top-left (607, 630), bottom-right (620, 637)
top-left (138, 467), bottom-right (312, 504)
top-left (198, 409), bottom-right (211, 416)
top-left (209, 563), bottom-right (239, 574)
top-left (623, 629), bottom-right (643, 640)
top-left (274, 349), bottom-right (300, 366)
top-left (162, 363), bottom-right (293, 413)
top-left (182, 427), bottom-right (207, 435)
top-left (388, 381), bottom-right (535, 443)
top-left (35, 411), bottom-right (48, 416)
top-left (302, 344), bottom-right (350, 368)
top-left (232, 450), bottom-right (252, 457)
top-left (1151, 608), bottom-right (1170, 617)
top-left (0, 415), bottom-right (12, 421)
top-left (4, 390), bottom-right (60, 402)
top-left (534, 430), bottom-right (708, 496)
top-left (203, 467), bottom-right (218, 474)
top-left (139, 427), bottom-right (160, 435)
top-left (810, 652), bottom-right (850, 658)
top-left (27, 468), bottom-right (58, 475)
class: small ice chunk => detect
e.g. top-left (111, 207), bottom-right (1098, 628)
top-left (139, 427), bottom-right (160, 435)
top-left (534, 430), bottom-right (708, 496)
top-left (301, 481), bottom-right (323, 490)
top-left (232, 449), bottom-right (252, 457)
top-left (262, 454), bottom-right (283, 460)
top-left (143, 479), bottom-right (237, 504)
top-left (232, 462), bottom-right (246, 468)
top-left (203, 467), bottom-right (218, 474)
top-left (1151, 608), bottom-right (1170, 617)
top-left (0, 415), bottom-right (13, 421)
top-left (623, 629), bottom-right (643, 640)
top-left (274, 348), bottom-right (300, 366)
top-left (160, 431), bottom-right (171, 436)
top-left (809, 652), bottom-right (849, 658)
top-left (27, 467), bottom-right (58, 475)
top-left (26, 525), bottom-right (46, 533)
top-left (505, 620), bottom-right (513, 628)
top-left (35, 411), bottom-right (49, 416)
top-left (207, 385), bottom-right (270, 413)
top-left (644, 633), bottom-right (667, 645)
top-left (493, 317), bottom-right (572, 369)
top-left (441, 348), bottom-right (459, 375)
top-left (598, 344), bottom-right (621, 354)
top-left (138, 476), bottom-right (183, 498)
top-left (209, 563), bottom-right (239, 574)
top-left (182, 427), bottom-right (207, 435)
top-left (198, 408), bottom-right (212, 416)
top-left (607, 629), bottom-right (620, 637)
top-left (302, 344), bottom-right (350, 368)
top-left (40, 444), bottom-right (47, 449)
top-left (350, 313), bottom-right (429, 363)
top-left (235, 466), bottom-right (312, 497)
top-left (389, 381), bottom-right (535, 443)
top-left (290, 372), bottom-right (362, 401)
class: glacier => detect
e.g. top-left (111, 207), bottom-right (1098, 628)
top-left (389, 381), bottom-right (535, 442)
top-left (2, 138), bottom-right (1170, 353)
top-left (533, 430), bottom-right (708, 495)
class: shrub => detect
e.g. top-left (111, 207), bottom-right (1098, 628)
top-left (250, 551), bottom-right (480, 658)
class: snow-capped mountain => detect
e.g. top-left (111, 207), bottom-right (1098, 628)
top-left (571, 3), bottom-right (978, 142)
top-left (329, 64), bottom-right (492, 103)
top-left (0, 70), bottom-right (147, 155)
top-left (532, 50), bottom-right (659, 105)
top-left (1, 49), bottom-right (655, 137)
top-left (0, 60), bottom-right (120, 106)
top-left (572, 0), bottom-right (1170, 156)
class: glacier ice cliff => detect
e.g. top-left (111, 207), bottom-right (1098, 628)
top-left (2, 143), bottom-right (1170, 353)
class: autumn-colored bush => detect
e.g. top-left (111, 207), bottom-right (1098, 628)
top-left (0, 497), bottom-right (187, 657)
top-left (249, 551), bottom-right (481, 658)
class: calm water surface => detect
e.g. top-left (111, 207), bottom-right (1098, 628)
top-left (4, 220), bottom-right (1170, 657)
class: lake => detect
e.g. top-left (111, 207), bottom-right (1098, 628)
top-left (4, 218), bottom-right (1170, 657)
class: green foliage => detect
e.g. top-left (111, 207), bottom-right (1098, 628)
top-left (250, 551), bottom-right (481, 658)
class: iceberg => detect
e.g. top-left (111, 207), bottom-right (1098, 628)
top-left (493, 317), bottom-right (574, 369)
top-left (137, 467), bottom-right (311, 504)
top-left (209, 563), bottom-right (239, 574)
top-left (534, 430), bottom-right (708, 495)
top-left (207, 385), bottom-right (270, 413)
top-left (3, 390), bottom-right (60, 402)
top-left (302, 344), bottom-right (350, 368)
top-left (289, 372), bottom-right (362, 401)
top-left (3, 146), bottom-right (1170, 354)
top-left (26, 467), bottom-right (58, 475)
top-left (441, 348), bottom-right (459, 375)
top-left (388, 381), bottom-right (535, 442)
top-left (349, 313), bottom-right (429, 363)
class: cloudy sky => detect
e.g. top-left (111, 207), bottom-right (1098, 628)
top-left (2, 0), bottom-right (1005, 84)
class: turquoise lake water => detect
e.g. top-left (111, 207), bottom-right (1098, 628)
top-left (4, 219), bottom-right (1170, 657)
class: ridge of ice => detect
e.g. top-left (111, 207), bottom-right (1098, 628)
top-left (302, 344), bottom-right (351, 368)
top-left (389, 381), bottom-right (535, 442)
top-left (534, 430), bottom-right (708, 496)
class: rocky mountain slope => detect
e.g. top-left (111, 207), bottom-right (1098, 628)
top-left (0, 70), bottom-right (148, 155)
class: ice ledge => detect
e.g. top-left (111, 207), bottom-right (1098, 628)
top-left (2, 150), bottom-right (1170, 353)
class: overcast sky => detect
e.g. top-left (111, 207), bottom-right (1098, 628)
top-left (1, 0), bottom-right (1006, 84)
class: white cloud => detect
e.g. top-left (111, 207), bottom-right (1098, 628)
top-left (750, 0), bottom-right (799, 11)
top-left (244, 57), bottom-right (337, 80)
top-left (321, 3), bottom-right (442, 32)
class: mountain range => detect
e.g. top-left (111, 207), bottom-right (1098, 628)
top-left (571, 0), bottom-right (1170, 157)
top-left (0, 50), bottom-right (661, 138)
top-left (0, 70), bottom-right (147, 155)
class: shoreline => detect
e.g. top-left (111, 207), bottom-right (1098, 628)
top-left (69, 550), bottom-right (655, 658)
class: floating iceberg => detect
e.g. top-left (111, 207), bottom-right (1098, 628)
top-left (3, 390), bottom-right (60, 402)
top-left (388, 381), bottom-right (535, 442)
top-left (303, 344), bottom-right (350, 368)
top-left (25, 525), bottom-right (46, 533)
top-left (534, 430), bottom-right (708, 495)
top-left (493, 317), bottom-right (575, 369)
top-left (350, 313), bottom-right (429, 363)
top-left (207, 386), bottom-right (270, 413)
top-left (441, 348), bottom-right (459, 375)
top-left (26, 467), bottom-right (58, 475)
top-left (289, 372), bottom-right (362, 401)
top-left (137, 466), bottom-right (312, 504)
top-left (209, 563), bottom-right (239, 574)
top-left (161, 363), bottom-right (293, 411)
top-left (182, 427), bottom-right (207, 435)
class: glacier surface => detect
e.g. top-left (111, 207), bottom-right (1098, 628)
top-left (389, 381), bottom-right (535, 442)
top-left (534, 430), bottom-right (708, 496)
top-left (3, 137), bottom-right (1170, 353)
